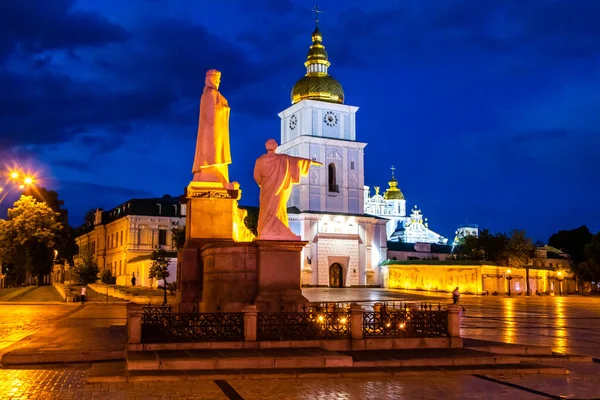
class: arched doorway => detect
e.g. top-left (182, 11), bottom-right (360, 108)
top-left (329, 263), bottom-right (343, 288)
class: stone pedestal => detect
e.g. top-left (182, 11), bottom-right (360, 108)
top-left (176, 181), bottom-right (241, 313)
top-left (199, 242), bottom-right (257, 312)
top-left (254, 240), bottom-right (309, 313)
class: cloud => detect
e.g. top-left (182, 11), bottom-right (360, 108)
top-left (0, 0), bottom-right (130, 60)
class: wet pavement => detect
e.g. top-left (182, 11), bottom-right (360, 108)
top-left (304, 288), bottom-right (600, 358)
top-left (1, 363), bottom-right (600, 399)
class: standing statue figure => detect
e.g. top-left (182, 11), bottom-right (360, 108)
top-left (192, 69), bottom-right (232, 185)
top-left (254, 139), bottom-right (322, 240)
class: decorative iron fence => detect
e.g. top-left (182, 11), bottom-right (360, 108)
top-left (363, 310), bottom-right (448, 338)
top-left (141, 307), bottom-right (243, 343)
top-left (258, 310), bottom-right (350, 341)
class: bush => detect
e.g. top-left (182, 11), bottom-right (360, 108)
top-left (101, 269), bottom-right (116, 285)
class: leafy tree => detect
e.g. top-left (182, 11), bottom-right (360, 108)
top-left (579, 232), bottom-right (600, 283)
top-left (22, 187), bottom-right (79, 268)
top-left (149, 249), bottom-right (170, 305)
top-left (242, 207), bottom-right (259, 237)
top-left (73, 253), bottom-right (100, 285)
top-left (503, 230), bottom-right (537, 295)
top-left (172, 226), bottom-right (186, 250)
top-left (0, 196), bottom-right (62, 285)
top-left (548, 226), bottom-right (593, 264)
top-left (451, 229), bottom-right (508, 262)
top-left (101, 269), bottom-right (116, 285)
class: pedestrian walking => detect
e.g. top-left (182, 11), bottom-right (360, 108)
top-left (452, 287), bottom-right (460, 304)
top-left (131, 273), bottom-right (136, 287)
top-left (80, 286), bottom-right (87, 304)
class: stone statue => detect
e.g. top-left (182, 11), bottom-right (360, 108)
top-left (192, 69), bottom-right (232, 185)
top-left (254, 139), bottom-right (322, 240)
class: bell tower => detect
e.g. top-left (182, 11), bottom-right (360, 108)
top-left (277, 13), bottom-right (366, 214)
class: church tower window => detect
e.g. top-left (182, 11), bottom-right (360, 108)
top-left (328, 163), bottom-right (338, 192)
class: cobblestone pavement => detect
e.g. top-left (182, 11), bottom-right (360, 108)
top-left (0, 305), bottom-right (74, 355)
top-left (4, 365), bottom-right (600, 399)
top-left (304, 288), bottom-right (600, 358)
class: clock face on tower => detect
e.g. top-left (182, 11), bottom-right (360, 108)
top-left (323, 111), bottom-right (338, 127)
top-left (289, 114), bottom-right (298, 130)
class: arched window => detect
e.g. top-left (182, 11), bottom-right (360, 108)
top-left (328, 163), bottom-right (338, 192)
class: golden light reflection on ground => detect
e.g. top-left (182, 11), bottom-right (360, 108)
top-left (502, 299), bottom-right (515, 344)
top-left (554, 297), bottom-right (567, 353)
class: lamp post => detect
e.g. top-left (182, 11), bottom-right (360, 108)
top-left (506, 269), bottom-right (513, 296)
top-left (557, 271), bottom-right (564, 296)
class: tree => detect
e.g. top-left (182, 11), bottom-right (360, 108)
top-left (172, 226), bottom-right (186, 250)
top-left (580, 232), bottom-right (600, 283)
top-left (451, 229), bottom-right (508, 263)
top-left (503, 230), bottom-right (537, 295)
top-left (101, 269), bottom-right (116, 285)
top-left (73, 253), bottom-right (100, 285)
top-left (549, 226), bottom-right (593, 279)
top-left (0, 196), bottom-right (62, 285)
top-left (149, 249), bottom-right (170, 305)
top-left (242, 207), bottom-right (259, 237)
top-left (23, 187), bottom-right (79, 268)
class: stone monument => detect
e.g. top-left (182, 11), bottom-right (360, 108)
top-left (176, 72), bottom-right (320, 314)
top-left (252, 139), bottom-right (322, 311)
top-left (177, 69), bottom-right (254, 313)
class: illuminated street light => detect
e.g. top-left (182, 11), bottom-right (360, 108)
top-left (24, 176), bottom-right (33, 185)
top-left (506, 269), bottom-right (513, 296)
top-left (557, 271), bottom-right (564, 296)
top-left (10, 171), bottom-right (19, 180)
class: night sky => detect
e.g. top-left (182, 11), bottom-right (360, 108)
top-left (1, 0), bottom-right (599, 242)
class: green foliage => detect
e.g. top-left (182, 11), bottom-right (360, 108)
top-left (101, 269), bottom-right (116, 285)
top-left (171, 227), bottom-right (186, 250)
top-left (243, 208), bottom-right (259, 237)
top-left (149, 249), bottom-right (170, 281)
top-left (578, 232), bottom-right (600, 282)
top-left (0, 195), bottom-right (63, 284)
top-left (24, 187), bottom-right (79, 267)
top-left (451, 229), bottom-right (508, 263)
top-left (150, 249), bottom-right (171, 305)
top-left (74, 253), bottom-right (100, 285)
top-left (503, 230), bottom-right (537, 268)
top-left (548, 226), bottom-right (593, 264)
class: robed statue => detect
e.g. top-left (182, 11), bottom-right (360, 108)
top-left (254, 139), bottom-right (322, 240)
top-left (192, 69), bottom-right (232, 184)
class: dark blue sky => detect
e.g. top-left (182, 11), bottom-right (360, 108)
top-left (1, 0), bottom-right (599, 242)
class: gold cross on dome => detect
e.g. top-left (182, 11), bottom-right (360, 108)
top-left (390, 165), bottom-right (396, 179)
top-left (312, 5), bottom-right (324, 25)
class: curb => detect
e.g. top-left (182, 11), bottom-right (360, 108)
top-left (87, 362), bottom-right (567, 383)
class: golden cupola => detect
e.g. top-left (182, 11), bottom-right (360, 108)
top-left (291, 22), bottom-right (344, 105)
top-left (383, 168), bottom-right (405, 200)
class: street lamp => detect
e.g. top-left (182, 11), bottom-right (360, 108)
top-left (557, 271), bottom-right (564, 296)
top-left (0, 170), bottom-right (35, 204)
top-left (506, 269), bottom-right (513, 296)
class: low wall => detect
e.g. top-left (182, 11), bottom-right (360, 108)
top-left (89, 283), bottom-right (175, 304)
top-left (52, 282), bottom-right (74, 302)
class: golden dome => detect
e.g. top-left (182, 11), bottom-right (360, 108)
top-left (291, 26), bottom-right (344, 105)
top-left (384, 177), bottom-right (405, 200)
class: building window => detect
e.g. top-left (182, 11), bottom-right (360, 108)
top-left (156, 204), bottom-right (162, 215)
top-left (328, 163), bottom-right (338, 192)
top-left (350, 161), bottom-right (355, 170)
top-left (115, 232), bottom-right (119, 247)
top-left (121, 231), bottom-right (124, 246)
top-left (119, 260), bottom-right (122, 276)
top-left (158, 229), bottom-right (167, 246)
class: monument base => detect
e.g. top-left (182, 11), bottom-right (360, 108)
top-left (176, 180), bottom-right (253, 313)
top-left (254, 240), bottom-right (309, 313)
top-left (199, 242), bottom-right (258, 312)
